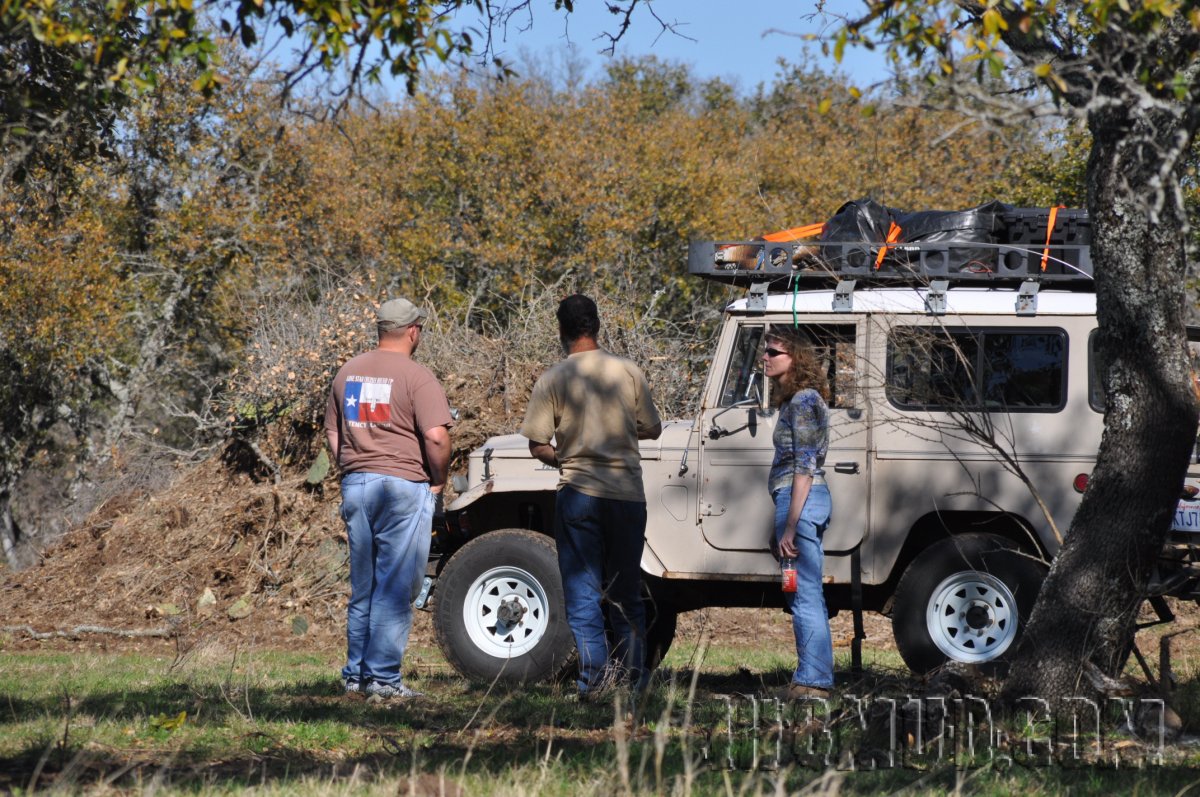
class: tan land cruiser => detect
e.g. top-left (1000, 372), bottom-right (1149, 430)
top-left (421, 222), bottom-right (1200, 683)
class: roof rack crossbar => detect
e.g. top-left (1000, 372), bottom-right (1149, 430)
top-left (688, 239), bottom-right (1095, 291)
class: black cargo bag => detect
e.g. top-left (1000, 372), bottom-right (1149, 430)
top-left (819, 198), bottom-right (900, 270)
top-left (891, 200), bottom-right (1010, 273)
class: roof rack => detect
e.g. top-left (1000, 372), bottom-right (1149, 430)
top-left (687, 239), bottom-right (1095, 290)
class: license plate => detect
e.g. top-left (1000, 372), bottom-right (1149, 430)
top-left (1173, 500), bottom-right (1200, 532)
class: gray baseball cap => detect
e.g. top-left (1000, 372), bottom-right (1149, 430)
top-left (376, 297), bottom-right (427, 328)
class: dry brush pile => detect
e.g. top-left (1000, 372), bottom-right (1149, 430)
top-left (0, 276), bottom-right (715, 645)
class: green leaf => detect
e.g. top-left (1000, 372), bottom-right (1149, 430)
top-left (306, 449), bottom-right (331, 485)
top-left (148, 711), bottom-right (187, 731)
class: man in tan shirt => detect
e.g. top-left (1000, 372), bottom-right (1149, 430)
top-left (521, 294), bottom-right (661, 698)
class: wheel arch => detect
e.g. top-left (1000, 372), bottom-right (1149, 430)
top-left (880, 510), bottom-right (1050, 611)
top-left (439, 489), bottom-right (557, 561)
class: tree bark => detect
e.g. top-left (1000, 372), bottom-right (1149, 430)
top-left (1001, 96), bottom-right (1200, 705)
top-left (0, 494), bottom-right (18, 570)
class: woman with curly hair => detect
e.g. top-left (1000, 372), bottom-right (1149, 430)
top-left (762, 324), bottom-right (833, 699)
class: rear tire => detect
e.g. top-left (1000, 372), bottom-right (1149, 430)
top-left (433, 529), bottom-right (575, 684)
top-left (892, 533), bottom-right (1046, 674)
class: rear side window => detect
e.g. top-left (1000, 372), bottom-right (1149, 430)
top-left (887, 327), bottom-right (1067, 411)
top-left (1091, 327), bottom-right (1200, 412)
top-left (1088, 330), bottom-right (1104, 411)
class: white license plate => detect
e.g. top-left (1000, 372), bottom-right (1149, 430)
top-left (1173, 500), bottom-right (1200, 532)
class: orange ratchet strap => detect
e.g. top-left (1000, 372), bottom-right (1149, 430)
top-left (761, 223), bottom-right (826, 242)
top-left (1041, 205), bottom-right (1065, 272)
top-left (875, 221), bottom-right (903, 269)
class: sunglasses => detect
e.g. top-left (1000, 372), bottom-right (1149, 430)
top-left (763, 347), bottom-right (788, 358)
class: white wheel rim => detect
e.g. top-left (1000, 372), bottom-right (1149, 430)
top-left (926, 570), bottom-right (1018, 663)
top-left (461, 565), bottom-right (550, 658)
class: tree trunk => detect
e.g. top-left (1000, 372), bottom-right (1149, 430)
top-left (1001, 101), bottom-right (1200, 705)
top-left (0, 489), bottom-right (20, 570)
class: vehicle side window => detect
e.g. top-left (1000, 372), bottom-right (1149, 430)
top-left (737, 323), bottom-right (859, 409)
top-left (719, 325), bottom-right (764, 406)
top-left (887, 327), bottom-right (1066, 411)
top-left (806, 324), bottom-right (859, 410)
top-left (1088, 330), bottom-right (1105, 412)
top-left (720, 323), bottom-right (859, 409)
top-left (1092, 327), bottom-right (1200, 412)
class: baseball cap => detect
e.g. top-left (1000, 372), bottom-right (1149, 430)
top-left (376, 297), bottom-right (427, 328)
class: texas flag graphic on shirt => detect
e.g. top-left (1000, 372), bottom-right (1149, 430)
top-left (344, 378), bottom-right (392, 424)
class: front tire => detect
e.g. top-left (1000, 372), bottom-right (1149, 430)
top-left (892, 533), bottom-right (1046, 674)
top-left (643, 592), bottom-right (677, 672)
top-left (433, 529), bottom-right (574, 684)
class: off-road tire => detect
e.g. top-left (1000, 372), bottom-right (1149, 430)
top-left (892, 533), bottom-right (1046, 675)
top-left (433, 529), bottom-right (574, 685)
top-left (643, 593), bottom-right (678, 673)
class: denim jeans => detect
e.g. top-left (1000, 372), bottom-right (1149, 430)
top-left (772, 483), bottom-right (833, 689)
top-left (340, 473), bottom-right (434, 687)
top-left (554, 486), bottom-right (648, 694)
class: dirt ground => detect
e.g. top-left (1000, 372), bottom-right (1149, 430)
top-left (0, 456), bottom-right (1193, 690)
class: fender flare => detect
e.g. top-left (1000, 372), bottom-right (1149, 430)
top-left (446, 479), bottom-right (495, 513)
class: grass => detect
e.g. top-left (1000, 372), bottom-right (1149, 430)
top-left (2, 638), bottom-right (1200, 795)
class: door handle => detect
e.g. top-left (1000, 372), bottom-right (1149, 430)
top-left (833, 462), bottom-right (859, 475)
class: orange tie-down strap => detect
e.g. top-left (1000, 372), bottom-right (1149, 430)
top-left (875, 221), bottom-right (903, 269)
top-left (761, 223), bottom-right (826, 242)
top-left (1041, 205), bottom-right (1065, 272)
top-left (761, 221), bottom-right (902, 268)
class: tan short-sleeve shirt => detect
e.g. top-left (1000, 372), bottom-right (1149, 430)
top-left (520, 348), bottom-right (661, 503)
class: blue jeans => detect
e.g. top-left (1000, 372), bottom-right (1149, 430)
top-left (772, 483), bottom-right (833, 689)
top-left (554, 486), bottom-right (648, 694)
top-left (340, 473), bottom-right (434, 687)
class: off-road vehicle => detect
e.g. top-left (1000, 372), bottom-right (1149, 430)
top-left (420, 208), bottom-right (1200, 683)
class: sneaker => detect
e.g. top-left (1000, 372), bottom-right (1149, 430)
top-left (343, 678), bottom-right (363, 696)
top-left (364, 681), bottom-right (424, 700)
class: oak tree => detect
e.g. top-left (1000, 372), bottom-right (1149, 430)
top-left (835, 0), bottom-right (1200, 704)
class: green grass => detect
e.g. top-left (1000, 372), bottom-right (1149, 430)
top-left (2, 643), bottom-right (1199, 795)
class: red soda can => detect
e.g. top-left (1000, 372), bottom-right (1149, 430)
top-left (781, 558), bottom-right (798, 593)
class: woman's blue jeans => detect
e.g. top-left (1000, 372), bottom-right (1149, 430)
top-left (340, 473), bottom-right (434, 687)
top-left (554, 486), bottom-right (648, 694)
top-left (772, 483), bottom-right (834, 689)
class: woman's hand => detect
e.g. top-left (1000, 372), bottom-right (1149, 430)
top-left (779, 528), bottom-right (799, 559)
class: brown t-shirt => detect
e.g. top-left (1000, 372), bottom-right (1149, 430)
top-left (520, 348), bottom-right (661, 503)
top-left (324, 350), bottom-right (453, 482)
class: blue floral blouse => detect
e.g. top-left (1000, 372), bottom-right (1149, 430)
top-left (768, 388), bottom-right (829, 495)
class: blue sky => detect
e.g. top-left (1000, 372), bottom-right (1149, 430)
top-left (467, 1), bottom-right (893, 93)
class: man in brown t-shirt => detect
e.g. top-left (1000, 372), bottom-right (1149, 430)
top-left (521, 294), bottom-right (661, 699)
top-left (324, 297), bottom-right (453, 700)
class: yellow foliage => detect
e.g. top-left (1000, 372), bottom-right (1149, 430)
top-left (0, 192), bottom-right (125, 376)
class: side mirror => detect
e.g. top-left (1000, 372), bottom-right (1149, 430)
top-left (708, 374), bottom-right (766, 439)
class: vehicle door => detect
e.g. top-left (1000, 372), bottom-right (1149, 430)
top-left (696, 317), bottom-right (870, 577)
